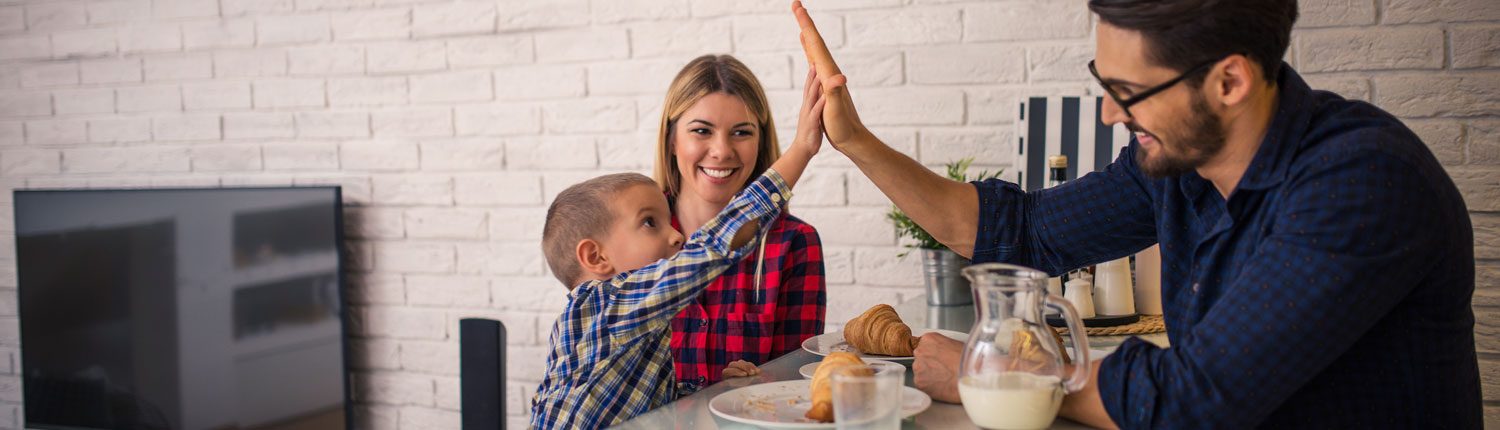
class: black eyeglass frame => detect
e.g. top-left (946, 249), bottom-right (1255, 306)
top-left (1088, 58), bottom-right (1221, 118)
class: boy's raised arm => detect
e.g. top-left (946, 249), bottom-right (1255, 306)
top-left (605, 171), bottom-right (791, 341)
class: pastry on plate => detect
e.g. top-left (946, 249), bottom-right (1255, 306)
top-left (843, 304), bottom-right (919, 356)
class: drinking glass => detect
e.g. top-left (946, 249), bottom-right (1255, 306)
top-left (832, 362), bottom-right (905, 430)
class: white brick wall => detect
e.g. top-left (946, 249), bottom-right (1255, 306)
top-left (418, 392), bottom-right (462, 427)
top-left (289, 45), bottom-right (366, 75)
top-left (333, 8), bottom-right (411, 42)
top-left (213, 48), bottom-right (287, 77)
top-left (183, 81), bottom-right (251, 110)
top-left (419, 138), bottom-right (506, 170)
top-left (144, 53), bottom-right (212, 81)
top-left (446, 34), bottom-right (531, 67)
top-left (368, 40), bottom-right (446, 74)
top-left (329, 76), bottom-right (408, 106)
top-left (296, 111), bottom-right (369, 138)
top-left (117, 84), bottom-right (181, 112)
top-left (410, 70), bottom-right (491, 103)
top-left (224, 112), bottom-right (293, 139)
top-left (908, 44), bottom-right (1027, 84)
top-left (151, 114), bottom-right (220, 141)
top-left (0, 0), bottom-right (1496, 428)
top-left (412, 2), bottom-right (495, 38)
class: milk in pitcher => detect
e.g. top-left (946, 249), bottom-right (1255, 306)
top-left (958, 372), bottom-right (1064, 430)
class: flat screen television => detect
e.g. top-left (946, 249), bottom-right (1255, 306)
top-left (15, 187), bottom-right (350, 430)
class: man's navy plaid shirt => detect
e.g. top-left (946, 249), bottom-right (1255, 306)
top-left (970, 65), bottom-right (1480, 428)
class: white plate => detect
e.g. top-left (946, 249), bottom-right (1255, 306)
top-left (797, 359), bottom-right (901, 379)
top-left (1068, 347), bottom-right (1114, 363)
top-left (708, 380), bottom-right (931, 429)
top-left (800, 328), bottom-right (968, 361)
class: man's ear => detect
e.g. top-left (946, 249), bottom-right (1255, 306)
top-left (1211, 55), bottom-right (1257, 108)
top-left (575, 238), bottom-right (614, 279)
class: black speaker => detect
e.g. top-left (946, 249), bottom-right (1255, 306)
top-left (461, 318), bottom-right (506, 430)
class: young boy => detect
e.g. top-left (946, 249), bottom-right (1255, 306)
top-left (528, 119), bottom-right (822, 429)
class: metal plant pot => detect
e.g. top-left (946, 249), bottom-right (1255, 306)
top-left (922, 248), bottom-right (972, 306)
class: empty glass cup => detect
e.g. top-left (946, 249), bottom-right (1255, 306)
top-left (832, 362), bottom-right (905, 430)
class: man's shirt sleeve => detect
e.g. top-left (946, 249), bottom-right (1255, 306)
top-left (970, 145), bottom-right (1159, 276)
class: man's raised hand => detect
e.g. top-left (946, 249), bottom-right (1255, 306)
top-left (792, 1), bottom-right (870, 149)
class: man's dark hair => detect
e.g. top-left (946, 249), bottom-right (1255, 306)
top-left (1089, 0), bottom-right (1298, 84)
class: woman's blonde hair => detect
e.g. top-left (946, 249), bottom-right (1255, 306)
top-left (654, 54), bottom-right (780, 197)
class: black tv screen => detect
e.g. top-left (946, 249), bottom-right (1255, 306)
top-left (15, 187), bottom-right (349, 430)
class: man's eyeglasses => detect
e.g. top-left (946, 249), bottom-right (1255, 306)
top-left (1088, 58), bottom-right (1220, 118)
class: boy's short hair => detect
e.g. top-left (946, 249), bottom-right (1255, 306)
top-left (542, 173), bottom-right (658, 287)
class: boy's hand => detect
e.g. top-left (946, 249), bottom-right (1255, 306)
top-left (722, 360), bottom-right (762, 378)
top-left (793, 66), bottom-right (827, 157)
top-left (793, 1), bottom-right (871, 150)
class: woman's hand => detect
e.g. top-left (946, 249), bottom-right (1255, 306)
top-left (793, 1), bottom-right (872, 150)
top-left (793, 66), bottom-right (827, 157)
top-left (722, 359), bottom-right (762, 378)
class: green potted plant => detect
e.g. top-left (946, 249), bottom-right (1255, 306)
top-left (888, 158), bottom-right (1003, 306)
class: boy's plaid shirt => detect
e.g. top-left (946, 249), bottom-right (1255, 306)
top-left (529, 170), bottom-right (792, 430)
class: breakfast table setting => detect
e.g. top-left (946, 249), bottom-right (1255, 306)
top-left (610, 263), bottom-right (1170, 430)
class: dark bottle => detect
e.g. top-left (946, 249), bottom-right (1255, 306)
top-left (1047, 154), bottom-right (1068, 188)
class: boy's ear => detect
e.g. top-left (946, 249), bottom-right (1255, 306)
top-left (575, 238), bottom-right (615, 279)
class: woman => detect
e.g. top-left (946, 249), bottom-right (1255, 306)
top-left (654, 54), bottom-right (828, 394)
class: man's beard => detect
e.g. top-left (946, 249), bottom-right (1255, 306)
top-left (1134, 92), bottom-right (1228, 179)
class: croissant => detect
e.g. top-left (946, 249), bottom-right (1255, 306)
top-left (804, 352), bottom-right (871, 422)
top-left (1008, 326), bottom-right (1071, 373)
top-left (843, 304), bottom-right (919, 356)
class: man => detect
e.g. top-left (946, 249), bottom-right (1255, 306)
top-left (793, 0), bottom-right (1481, 428)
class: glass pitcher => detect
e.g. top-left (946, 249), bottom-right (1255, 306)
top-left (957, 263), bottom-right (1089, 430)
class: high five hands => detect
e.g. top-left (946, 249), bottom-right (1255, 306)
top-left (795, 66), bottom-right (828, 157)
top-left (792, 1), bottom-right (872, 150)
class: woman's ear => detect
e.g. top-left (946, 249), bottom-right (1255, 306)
top-left (575, 238), bottom-right (615, 279)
